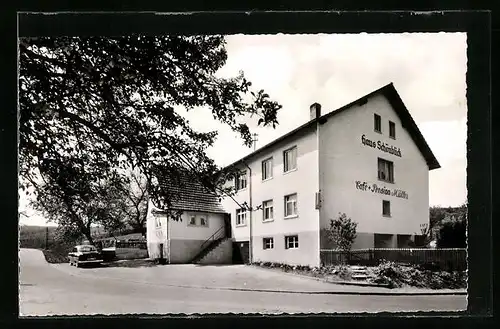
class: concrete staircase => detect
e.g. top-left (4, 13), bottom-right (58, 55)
top-left (192, 238), bottom-right (232, 265)
top-left (350, 265), bottom-right (369, 281)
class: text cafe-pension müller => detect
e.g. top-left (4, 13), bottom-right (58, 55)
top-left (361, 134), bottom-right (402, 157)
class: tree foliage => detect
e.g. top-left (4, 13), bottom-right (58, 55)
top-left (53, 224), bottom-right (85, 245)
top-left (30, 166), bottom-right (131, 246)
top-left (118, 169), bottom-right (149, 236)
top-left (328, 213), bottom-right (358, 252)
top-left (429, 206), bottom-right (449, 233)
top-left (19, 35), bottom-right (282, 234)
top-left (436, 203), bottom-right (467, 248)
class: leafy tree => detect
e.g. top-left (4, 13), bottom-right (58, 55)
top-left (436, 203), bottom-right (467, 248)
top-left (118, 169), bottom-right (149, 236)
top-left (54, 224), bottom-right (85, 245)
top-left (19, 36), bottom-right (282, 235)
top-left (411, 223), bottom-right (432, 247)
top-left (328, 213), bottom-right (358, 253)
top-left (30, 164), bottom-right (130, 246)
top-left (429, 206), bottom-right (448, 237)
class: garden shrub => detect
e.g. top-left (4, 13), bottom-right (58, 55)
top-left (334, 264), bottom-right (352, 280)
top-left (370, 260), bottom-right (467, 289)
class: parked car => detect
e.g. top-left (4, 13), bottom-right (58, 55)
top-left (68, 244), bottom-right (103, 267)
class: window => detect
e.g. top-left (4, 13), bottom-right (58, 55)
top-left (188, 215), bottom-right (208, 227)
top-left (378, 158), bottom-right (394, 183)
top-left (236, 208), bottom-right (247, 226)
top-left (263, 237), bottom-right (274, 250)
top-left (262, 157), bottom-right (273, 180)
top-left (262, 200), bottom-right (274, 221)
top-left (283, 146), bottom-right (297, 172)
top-left (389, 121), bottom-right (396, 139)
top-left (382, 200), bottom-right (391, 217)
top-left (155, 216), bottom-right (162, 228)
top-left (235, 171), bottom-right (247, 191)
top-left (285, 235), bottom-right (299, 249)
top-left (374, 113), bottom-right (382, 133)
top-left (199, 216), bottom-right (208, 227)
top-left (284, 193), bottom-right (298, 218)
top-left (188, 216), bottom-right (196, 226)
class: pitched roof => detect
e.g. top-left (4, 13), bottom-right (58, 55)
top-left (226, 83), bottom-right (440, 170)
top-left (158, 171), bottom-right (226, 214)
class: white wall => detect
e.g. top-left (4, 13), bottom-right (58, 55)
top-left (146, 201), bottom-right (166, 244)
top-left (319, 94), bottom-right (430, 240)
top-left (222, 125), bottom-right (321, 266)
top-left (169, 211), bottom-right (226, 240)
top-left (146, 199), bottom-right (227, 261)
top-left (145, 201), bottom-right (168, 259)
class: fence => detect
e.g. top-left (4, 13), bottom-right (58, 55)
top-left (94, 239), bottom-right (147, 250)
top-left (94, 238), bottom-right (148, 261)
top-left (320, 248), bottom-right (467, 271)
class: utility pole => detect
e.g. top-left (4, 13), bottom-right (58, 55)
top-left (45, 226), bottom-right (49, 250)
top-left (252, 133), bottom-right (258, 151)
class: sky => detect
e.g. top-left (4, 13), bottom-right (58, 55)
top-left (19, 32), bottom-right (468, 226)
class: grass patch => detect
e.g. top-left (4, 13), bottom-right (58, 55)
top-left (39, 241), bottom-right (75, 264)
top-left (41, 248), bottom-right (69, 264)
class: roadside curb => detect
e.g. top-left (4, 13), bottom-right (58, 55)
top-left (49, 262), bottom-right (466, 297)
top-left (182, 285), bottom-right (467, 296)
top-left (324, 279), bottom-right (390, 288)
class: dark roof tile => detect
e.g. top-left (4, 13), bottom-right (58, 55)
top-left (158, 172), bottom-right (226, 214)
top-left (226, 83), bottom-right (440, 170)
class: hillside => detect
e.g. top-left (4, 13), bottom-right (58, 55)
top-left (19, 225), bottom-right (107, 249)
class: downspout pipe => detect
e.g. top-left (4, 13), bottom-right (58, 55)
top-left (167, 215), bottom-right (171, 264)
top-left (241, 160), bottom-right (253, 264)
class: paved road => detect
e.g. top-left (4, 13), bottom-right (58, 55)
top-left (19, 249), bottom-right (467, 315)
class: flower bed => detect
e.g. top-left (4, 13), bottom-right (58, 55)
top-left (252, 261), bottom-right (352, 281)
top-left (252, 260), bottom-right (467, 289)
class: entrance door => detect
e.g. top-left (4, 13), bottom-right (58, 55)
top-left (232, 241), bottom-right (250, 264)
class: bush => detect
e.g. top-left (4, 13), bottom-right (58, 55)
top-left (41, 242), bottom-right (74, 263)
top-left (370, 260), bottom-right (467, 289)
top-left (334, 264), bottom-right (352, 280)
top-left (437, 216), bottom-right (466, 248)
top-left (371, 261), bottom-right (406, 288)
top-left (327, 213), bottom-right (357, 253)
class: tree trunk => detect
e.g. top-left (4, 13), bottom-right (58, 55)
top-left (84, 230), bottom-right (94, 246)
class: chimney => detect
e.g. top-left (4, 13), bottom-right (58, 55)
top-left (310, 102), bottom-right (322, 121)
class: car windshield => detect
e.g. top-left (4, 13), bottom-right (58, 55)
top-left (79, 246), bottom-right (96, 252)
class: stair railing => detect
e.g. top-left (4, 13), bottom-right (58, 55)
top-left (199, 226), bottom-right (225, 254)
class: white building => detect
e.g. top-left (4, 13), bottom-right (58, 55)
top-left (146, 172), bottom-right (232, 264)
top-left (221, 83), bottom-right (440, 267)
